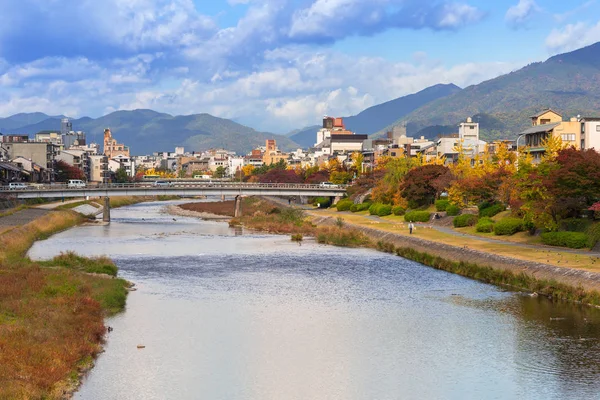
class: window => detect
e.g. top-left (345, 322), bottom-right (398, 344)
top-left (469, 126), bottom-right (475, 129)
top-left (561, 134), bottom-right (575, 141)
top-left (596, 125), bottom-right (600, 132)
top-left (540, 119), bottom-right (551, 124)
top-left (390, 152), bottom-right (396, 156)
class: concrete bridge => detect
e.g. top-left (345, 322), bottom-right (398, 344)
top-left (0, 182), bottom-right (347, 222)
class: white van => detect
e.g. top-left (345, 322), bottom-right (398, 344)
top-left (8, 182), bottom-right (28, 190)
top-left (67, 179), bottom-right (86, 188)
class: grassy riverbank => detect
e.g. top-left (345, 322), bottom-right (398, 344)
top-left (0, 210), bottom-right (129, 399)
top-left (178, 197), bottom-right (600, 307)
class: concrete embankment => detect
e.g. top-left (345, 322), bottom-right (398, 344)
top-left (311, 215), bottom-right (600, 293)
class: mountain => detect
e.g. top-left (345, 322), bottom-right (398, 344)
top-left (6, 110), bottom-right (299, 155)
top-left (288, 83), bottom-right (461, 147)
top-left (0, 112), bottom-right (65, 132)
top-left (379, 41), bottom-right (600, 141)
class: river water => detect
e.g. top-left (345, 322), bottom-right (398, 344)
top-left (29, 201), bottom-right (600, 400)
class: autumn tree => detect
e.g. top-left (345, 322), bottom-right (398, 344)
top-left (257, 169), bottom-right (303, 183)
top-left (400, 164), bottom-right (452, 207)
top-left (54, 160), bottom-right (85, 182)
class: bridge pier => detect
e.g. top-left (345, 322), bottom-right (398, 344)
top-left (332, 196), bottom-right (342, 205)
top-left (234, 195), bottom-right (242, 218)
top-left (103, 196), bottom-right (111, 223)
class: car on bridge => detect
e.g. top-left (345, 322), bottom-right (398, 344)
top-left (67, 179), bottom-right (86, 188)
top-left (153, 180), bottom-right (172, 187)
top-left (319, 182), bottom-right (340, 188)
top-left (7, 182), bottom-right (29, 190)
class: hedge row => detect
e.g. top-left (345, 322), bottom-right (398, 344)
top-left (453, 214), bottom-right (478, 228)
top-left (350, 202), bottom-right (371, 212)
top-left (369, 203), bottom-right (392, 217)
top-left (541, 231), bottom-right (589, 249)
top-left (494, 218), bottom-right (523, 236)
top-left (404, 211), bottom-right (431, 223)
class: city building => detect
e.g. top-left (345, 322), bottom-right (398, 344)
top-left (579, 117), bottom-right (600, 150)
top-left (521, 110), bottom-right (580, 161)
top-left (103, 128), bottom-right (130, 158)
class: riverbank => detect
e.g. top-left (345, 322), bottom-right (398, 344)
top-left (174, 198), bottom-right (600, 307)
top-left (0, 196), bottom-right (172, 398)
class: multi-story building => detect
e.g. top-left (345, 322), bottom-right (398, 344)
top-left (35, 131), bottom-right (62, 145)
top-left (89, 154), bottom-right (109, 184)
top-left (103, 128), bottom-right (130, 159)
top-left (262, 140), bottom-right (288, 165)
top-left (579, 117), bottom-right (600, 150)
top-left (521, 109), bottom-right (580, 161)
top-left (2, 142), bottom-right (57, 171)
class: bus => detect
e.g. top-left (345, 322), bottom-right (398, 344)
top-left (142, 174), bottom-right (161, 180)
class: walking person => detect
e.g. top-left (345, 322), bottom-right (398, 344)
top-left (409, 221), bottom-right (414, 234)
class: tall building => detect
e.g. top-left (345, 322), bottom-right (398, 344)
top-left (103, 128), bottom-right (130, 158)
top-left (61, 118), bottom-right (72, 135)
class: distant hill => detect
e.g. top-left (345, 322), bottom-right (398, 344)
top-left (378, 41), bottom-right (600, 141)
top-left (288, 83), bottom-right (461, 147)
top-left (0, 112), bottom-right (65, 132)
top-left (5, 110), bottom-right (299, 155)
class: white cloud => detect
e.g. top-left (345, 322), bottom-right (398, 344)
top-left (505, 0), bottom-right (540, 28)
top-left (545, 21), bottom-right (600, 54)
top-left (437, 3), bottom-right (485, 29)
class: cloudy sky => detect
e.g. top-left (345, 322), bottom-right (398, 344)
top-left (1, 0), bottom-right (599, 133)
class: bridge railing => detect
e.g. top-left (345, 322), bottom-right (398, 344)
top-left (0, 182), bottom-right (348, 192)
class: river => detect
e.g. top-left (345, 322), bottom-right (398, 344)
top-left (29, 201), bottom-right (600, 400)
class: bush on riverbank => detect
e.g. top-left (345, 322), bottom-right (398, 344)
top-left (479, 203), bottom-right (505, 218)
top-left (350, 202), bottom-right (371, 212)
top-left (446, 204), bottom-right (460, 216)
top-left (392, 205), bottom-right (405, 216)
top-left (336, 199), bottom-right (354, 211)
top-left (316, 226), bottom-right (371, 247)
top-left (435, 200), bottom-right (450, 212)
top-left (494, 218), bottom-right (524, 236)
top-left (454, 214), bottom-right (478, 228)
top-left (369, 203), bottom-right (392, 217)
top-left (541, 231), bottom-right (589, 249)
top-left (476, 217), bottom-right (495, 233)
top-left (404, 211), bottom-right (430, 222)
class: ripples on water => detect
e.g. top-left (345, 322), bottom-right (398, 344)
top-left (28, 201), bottom-right (600, 400)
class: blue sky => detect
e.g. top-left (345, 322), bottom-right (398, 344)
top-left (1, 0), bottom-right (599, 133)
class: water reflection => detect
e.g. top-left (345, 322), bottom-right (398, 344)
top-left (27, 201), bottom-right (600, 400)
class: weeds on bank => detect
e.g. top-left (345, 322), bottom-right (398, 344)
top-left (0, 210), bottom-right (129, 399)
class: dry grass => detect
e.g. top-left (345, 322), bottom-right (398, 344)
top-left (0, 210), bottom-right (129, 399)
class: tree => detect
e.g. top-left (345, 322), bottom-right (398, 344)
top-left (257, 169), bottom-right (303, 183)
top-left (213, 166), bottom-right (227, 178)
top-left (400, 164), bottom-right (452, 207)
top-left (54, 160), bottom-right (85, 182)
top-left (114, 167), bottom-right (129, 183)
top-left (330, 171), bottom-right (353, 184)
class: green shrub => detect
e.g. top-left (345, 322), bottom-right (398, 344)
top-left (494, 218), bottom-right (523, 236)
top-left (404, 211), bottom-right (430, 222)
top-left (479, 204), bottom-right (505, 218)
top-left (453, 214), bottom-right (478, 228)
top-left (377, 204), bottom-right (392, 217)
top-left (475, 217), bottom-right (494, 233)
top-left (368, 203), bottom-right (379, 215)
top-left (478, 201), bottom-right (493, 211)
top-left (291, 233), bottom-right (303, 242)
top-left (336, 199), bottom-right (353, 212)
top-left (435, 199), bottom-right (450, 212)
top-left (446, 204), bottom-right (460, 216)
top-left (560, 218), bottom-right (592, 232)
top-left (313, 197), bottom-right (331, 208)
top-left (586, 223), bottom-right (600, 249)
top-left (541, 231), bottom-right (589, 249)
top-left (351, 202), bottom-right (371, 212)
top-left (392, 205), bottom-right (405, 216)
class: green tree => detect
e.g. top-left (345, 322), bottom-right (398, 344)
top-left (213, 166), bottom-right (227, 178)
top-left (114, 167), bottom-right (129, 183)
